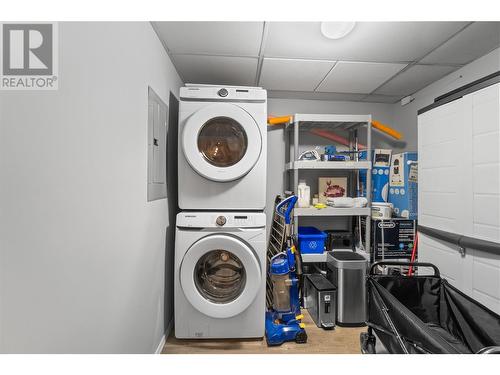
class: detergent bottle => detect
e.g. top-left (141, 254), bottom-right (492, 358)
top-left (297, 180), bottom-right (310, 208)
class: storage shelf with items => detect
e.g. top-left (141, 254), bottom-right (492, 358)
top-left (286, 160), bottom-right (372, 170)
top-left (294, 207), bottom-right (371, 217)
top-left (285, 113), bottom-right (373, 263)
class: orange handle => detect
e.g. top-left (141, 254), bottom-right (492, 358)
top-left (268, 115), bottom-right (292, 126)
top-left (372, 120), bottom-right (402, 140)
top-left (267, 116), bottom-right (402, 141)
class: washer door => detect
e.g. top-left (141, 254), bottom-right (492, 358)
top-left (182, 103), bottom-right (262, 182)
top-left (180, 234), bottom-right (262, 318)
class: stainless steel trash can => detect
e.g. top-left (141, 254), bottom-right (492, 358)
top-left (327, 251), bottom-right (368, 326)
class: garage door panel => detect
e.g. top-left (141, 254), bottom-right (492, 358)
top-left (418, 83), bottom-right (500, 314)
top-left (420, 167), bottom-right (460, 193)
top-left (419, 234), bottom-right (465, 287)
top-left (472, 257), bottom-right (500, 306)
top-left (473, 164), bottom-right (499, 195)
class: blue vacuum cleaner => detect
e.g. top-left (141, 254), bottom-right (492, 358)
top-left (265, 195), bottom-right (307, 346)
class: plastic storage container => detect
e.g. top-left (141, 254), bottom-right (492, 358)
top-left (298, 226), bottom-right (327, 254)
top-left (371, 202), bottom-right (393, 219)
top-left (270, 255), bottom-right (291, 312)
top-left (297, 180), bottom-right (311, 208)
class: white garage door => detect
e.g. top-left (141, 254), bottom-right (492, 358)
top-left (418, 82), bottom-right (500, 314)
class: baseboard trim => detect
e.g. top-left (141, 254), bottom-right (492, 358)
top-left (155, 318), bottom-right (173, 354)
top-left (155, 334), bottom-right (166, 354)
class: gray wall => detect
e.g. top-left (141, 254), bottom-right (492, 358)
top-left (0, 22), bottom-right (182, 353)
top-left (393, 48), bottom-right (500, 150)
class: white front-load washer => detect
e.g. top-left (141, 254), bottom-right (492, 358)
top-left (178, 84), bottom-right (267, 210)
top-left (174, 211), bottom-right (266, 339)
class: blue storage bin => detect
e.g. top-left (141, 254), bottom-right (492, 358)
top-left (298, 226), bottom-right (327, 254)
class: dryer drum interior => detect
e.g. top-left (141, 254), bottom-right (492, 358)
top-left (197, 116), bottom-right (248, 167)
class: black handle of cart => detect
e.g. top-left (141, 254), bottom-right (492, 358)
top-left (369, 261), bottom-right (440, 277)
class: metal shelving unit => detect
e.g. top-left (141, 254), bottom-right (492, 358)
top-left (286, 160), bottom-right (372, 170)
top-left (301, 252), bottom-right (330, 263)
top-left (286, 113), bottom-right (373, 262)
top-left (294, 207), bottom-right (371, 217)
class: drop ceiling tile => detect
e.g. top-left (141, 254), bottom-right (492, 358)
top-left (362, 94), bottom-right (402, 104)
top-left (172, 55), bottom-right (258, 86)
top-left (317, 61), bottom-right (407, 93)
top-left (153, 21), bottom-right (263, 56)
top-left (267, 90), bottom-right (367, 102)
top-left (265, 22), bottom-right (469, 62)
top-left (259, 58), bottom-right (335, 91)
top-left (375, 65), bottom-right (459, 96)
top-left (420, 22), bottom-right (500, 65)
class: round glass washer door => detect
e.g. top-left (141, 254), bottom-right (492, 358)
top-left (180, 234), bottom-right (262, 318)
top-left (182, 103), bottom-right (262, 182)
top-left (194, 249), bottom-right (246, 304)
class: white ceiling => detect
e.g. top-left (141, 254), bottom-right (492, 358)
top-left (153, 21), bottom-right (500, 103)
top-left (317, 61), bottom-right (407, 93)
top-left (260, 58), bottom-right (335, 91)
top-left (155, 21), bottom-right (263, 56)
top-left (173, 54), bottom-right (258, 86)
top-left (374, 64), bottom-right (458, 96)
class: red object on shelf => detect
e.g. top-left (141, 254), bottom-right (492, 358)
top-left (310, 128), bottom-right (367, 149)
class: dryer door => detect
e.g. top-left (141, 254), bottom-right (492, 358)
top-left (179, 234), bottom-right (262, 318)
top-left (182, 103), bottom-right (262, 182)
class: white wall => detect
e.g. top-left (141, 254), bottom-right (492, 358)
top-left (393, 48), bottom-right (500, 151)
top-left (0, 22), bottom-right (182, 353)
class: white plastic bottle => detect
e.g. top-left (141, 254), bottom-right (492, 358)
top-left (297, 180), bottom-right (311, 208)
top-left (312, 194), bottom-right (319, 206)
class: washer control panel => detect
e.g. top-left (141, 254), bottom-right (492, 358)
top-left (217, 88), bottom-right (228, 97)
top-left (216, 216), bottom-right (227, 226)
top-left (177, 212), bottom-right (266, 228)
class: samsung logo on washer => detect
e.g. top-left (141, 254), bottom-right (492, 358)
top-left (0, 22), bottom-right (58, 90)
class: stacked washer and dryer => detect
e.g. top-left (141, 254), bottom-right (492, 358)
top-left (175, 85), bottom-right (268, 339)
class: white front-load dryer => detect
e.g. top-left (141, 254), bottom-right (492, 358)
top-left (178, 84), bottom-right (267, 210)
top-left (174, 212), bottom-right (266, 339)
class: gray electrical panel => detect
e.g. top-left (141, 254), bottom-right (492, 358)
top-left (147, 87), bottom-right (168, 201)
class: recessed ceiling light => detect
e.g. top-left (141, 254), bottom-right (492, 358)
top-left (320, 22), bottom-right (356, 40)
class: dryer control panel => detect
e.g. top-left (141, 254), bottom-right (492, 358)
top-left (177, 212), bottom-right (266, 228)
top-left (180, 84), bottom-right (267, 102)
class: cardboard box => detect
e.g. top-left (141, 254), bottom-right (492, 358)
top-left (372, 166), bottom-right (390, 202)
top-left (359, 149), bottom-right (391, 201)
top-left (373, 149), bottom-right (392, 167)
top-left (371, 219), bottom-right (417, 261)
top-left (388, 152), bottom-right (418, 220)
